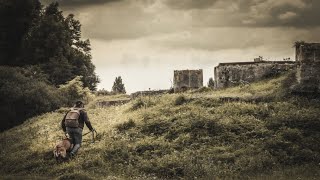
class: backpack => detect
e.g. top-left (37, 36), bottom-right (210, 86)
top-left (64, 109), bottom-right (81, 128)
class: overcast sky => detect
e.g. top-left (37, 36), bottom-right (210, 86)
top-left (41, 0), bottom-right (320, 93)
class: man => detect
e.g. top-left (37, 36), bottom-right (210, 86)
top-left (61, 100), bottom-right (94, 157)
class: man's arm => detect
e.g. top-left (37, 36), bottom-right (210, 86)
top-left (61, 114), bottom-right (67, 132)
top-left (82, 111), bottom-right (94, 131)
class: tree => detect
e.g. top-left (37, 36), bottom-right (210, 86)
top-left (19, 2), bottom-right (99, 90)
top-left (59, 76), bottom-right (93, 106)
top-left (0, 66), bottom-right (63, 131)
top-left (0, 0), bottom-right (41, 65)
top-left (112, 76), bottom-right (126, 94)
top-left (207, 78), bottom-right (215, 89)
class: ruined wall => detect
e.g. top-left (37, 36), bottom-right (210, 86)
top-left (214, 61), bottom-right (296, 89)
top-left (295, 43), bottom-right (320, 93)
top-left (131, 90), bottom-right (169, 99)
top-left (174, 70), bottom-right (203, 92)
top-left (97, 99), bottom-right (130, 108)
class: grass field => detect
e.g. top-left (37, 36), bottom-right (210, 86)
top-left (1, 73), bottom-right (320, 179)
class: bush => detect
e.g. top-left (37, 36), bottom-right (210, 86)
top-left (0, 66), bottom-right (63, 131)
top-left (131, 98), bottom-right (145, 110)
top-left (192, 86), bottom-right (212, 93)
top-left (96, 89), bottom-right (113, 96)
top-left (174, 95), bottom-right (187, 105)
top-left (59, 76), bottom-right (93, 106)
top-left (140, 119), bottom-right (171, 136)
top-left (116, 119), bottom-right (136, 132)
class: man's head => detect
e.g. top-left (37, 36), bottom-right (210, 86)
top-left (74, 100), bottom-right (84, 108)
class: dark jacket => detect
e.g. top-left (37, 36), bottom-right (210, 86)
top-left (61, 108), bottom-right (93, 132)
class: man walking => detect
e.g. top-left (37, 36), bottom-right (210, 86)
top-left (61, 100), bottom-right (94, 157)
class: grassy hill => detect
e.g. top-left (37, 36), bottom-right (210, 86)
top-left (1, 73), bottom-right (320, 179)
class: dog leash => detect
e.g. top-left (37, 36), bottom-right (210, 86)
top-left (82, 129), bottom-right (98, 143)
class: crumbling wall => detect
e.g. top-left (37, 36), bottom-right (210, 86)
top-left (295, 43), bottom-right (320, 93)
top-left (97, 99), bottom-right (130, 108)
top-left (174, 69), bottom-right (203, 92)
top-left (214, 61), bottom-right (296, 89)
top-left (131, 90), bottom-right (169, 99)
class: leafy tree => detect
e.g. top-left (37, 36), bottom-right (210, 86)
top-left (0, 0), bottom-right (41, 64)
top-left (112, 76), bottom-right (126, 94)
top-left (0, 66), bottom-right (63, 131)
top-left (59, 76), bottom-right (93, 106)
top-left (20, 2), bottom-right (99, 90)
top-left (207, 77), bottom-right (215, 89)
top-left (0, 1), bottom-right (100, 131)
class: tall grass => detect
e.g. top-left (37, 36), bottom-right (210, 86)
top-left (1, 73), bottom-right (320, 179)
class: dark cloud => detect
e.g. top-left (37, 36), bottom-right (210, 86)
top-left (241, 0), bottom-right (320, 27)
top-left (163, 0), bottom-right (320, 27)
top-left (164, 0), bottom-right (218, 9)
top-left (289, 1), bottom-right (320, 27)
top-left (38, 0), bottom-right (320, 43)
top-left (40, 0), bottom-right (122, 7)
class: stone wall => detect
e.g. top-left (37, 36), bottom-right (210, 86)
top-left (96, 99), bottom-right (131, 108)
top-left (131, 90), bottom-right (169, 99)
top-left (295, 43), bottom-right (320, 93)
top-left (214, 61), bottom-right (296, 89)
top-left (174, 69), bottom-right (203, 92)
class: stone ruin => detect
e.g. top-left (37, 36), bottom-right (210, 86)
top-left (214, 61), bottom-right (296, 89)
top-left (97, 99), bottom-right (130, 108)
top-left (131, 89), bottom-right (169, 99)
top-left (213, 42), bottom-right (320, 93)
top-left (294, 42), bottom-right (320, 93)
top-left (173, 69), bottom-right (203, 92)
top-left (132, 43), bottom-right (319, 95)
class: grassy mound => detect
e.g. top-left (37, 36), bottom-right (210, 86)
top-left (1, 73), bottom-right (320, 179)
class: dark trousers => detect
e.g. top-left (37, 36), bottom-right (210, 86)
top-left (66, 127), bottom-right (83, 154)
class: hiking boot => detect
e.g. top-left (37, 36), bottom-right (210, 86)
top-left (69, 152), bottom-right (75, 159)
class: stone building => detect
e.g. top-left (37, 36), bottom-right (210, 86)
top-left (295, 42), bottom-right (320, 93)
top-left (214, 61), bottom-right (296, 89)
top-left (173, 69), bottom-right (203, 92)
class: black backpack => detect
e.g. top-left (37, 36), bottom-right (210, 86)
top-left (64, 108), bottom-right (81, 128)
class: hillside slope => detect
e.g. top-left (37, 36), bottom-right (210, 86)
top-left (1, 73), bottom-right (320, 179)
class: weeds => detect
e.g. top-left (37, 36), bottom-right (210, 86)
top-left (174, 95), bottom-right (187, 105)
top-left (1, 74), bottom-right (320, 179)
top-left (131, 98), bottom-right (145, 110)
top-left (116, 119), bottom-right (136, 132)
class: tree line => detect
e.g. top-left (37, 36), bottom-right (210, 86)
top-left (0, 0), bottom-right (99, 131)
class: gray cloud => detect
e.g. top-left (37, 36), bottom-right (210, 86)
top-left (241, 0), bottom-right (320, 27)
top-left (164, 0), bottom-right (218, 9)
top-left (161, 0), bottom-right (320, 27)
top-left (40, 0), bottom-right (122, 7)
top-left (39, 0), bottom-right (319, 92)
top-left (40, 0), bottom-right (320, 51)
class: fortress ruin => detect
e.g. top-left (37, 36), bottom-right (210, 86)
top-left (167, 42), bottom-right (320, 94)
top-left (213, 42), bottom-right (320, 93)
top-left (173, 69), bottom-right (203, 92)
top-left (295, 42), bottom-right (320, 93)
top-left (214, 61), bottom-right (296, 89)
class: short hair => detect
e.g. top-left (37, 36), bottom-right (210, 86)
top-left (75, 100), bottom-right (84, 107)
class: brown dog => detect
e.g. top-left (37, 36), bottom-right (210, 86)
top-left (53, 138), bottom-right (73, 162)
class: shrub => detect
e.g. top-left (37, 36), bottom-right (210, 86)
top-left (131, 98), bottom-right (145, 110)
top-left (140, 119), bottom-right (171, 136)
top-left (96, 89), bottom-right (115, 96)
top-left (59, 76), bottom-right (93, 106)
top-left (116, 119), bottom-right (136, 132)
top-left (0, 66), bottom-right (63, 131)
top-left (192, 87), bottom-right (212, 93)
top-left (174, 95), bottom-right (187, 105)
